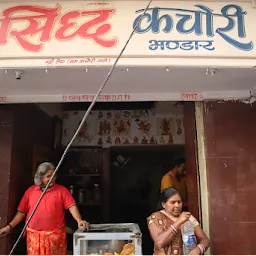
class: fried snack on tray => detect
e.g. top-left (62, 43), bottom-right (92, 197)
top-left (104, 243), bottom-right (135, 256)
top-left (120, 243), bottom-right (135, 255)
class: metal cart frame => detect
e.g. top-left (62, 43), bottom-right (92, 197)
top-left (73, 223), bottom-right (142, 255)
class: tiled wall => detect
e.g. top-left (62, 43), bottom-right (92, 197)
top-left (203, 101), bottom-right (256, 254)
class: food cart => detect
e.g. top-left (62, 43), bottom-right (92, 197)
top-left (73, 223), bottom-right (142, 255)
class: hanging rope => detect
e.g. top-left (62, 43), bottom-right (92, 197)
top-left (9, 0), bottom-right (153, 254)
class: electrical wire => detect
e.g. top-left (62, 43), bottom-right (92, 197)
top-left (8, 0), bottom-right (153, 254)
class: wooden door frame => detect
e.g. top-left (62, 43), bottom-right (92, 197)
top-left (194, 102), bottom-right (211, 254)
top-left (183, 102), bottom-right (200, 220)
top-left (183, 101), bottom-right (211, 255)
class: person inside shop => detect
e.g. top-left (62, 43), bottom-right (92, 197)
top-left (147, 188), bottom-right (209, 255)
top-left (160, 158), bottom-right (190, 210)
top-left (0, 162), bottom-right (89, 255)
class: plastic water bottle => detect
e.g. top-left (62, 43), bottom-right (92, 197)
top-left (181, 221), bottom-right (197, 255)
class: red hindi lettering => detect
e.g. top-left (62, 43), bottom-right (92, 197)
top-left (181, 93), bottom-right (189, 100)
top-left (88, 58), bottom-right (95, 63)
top-left (191, 93), bottom-right (198, 100)
top-left (97, 58), bottom-right (108, 63)
top-left (81, 95), bottom-right (89, 101)
top-left (104, 95), bottom-right (111, 101)
top-left (124, 94), bottom-right (131, 100)
top-left (56, 9), bottom-right (117, 47)
top-left (98, 95), bottom-right (110, 101)
top-left (68, 59), bottom-right (78, 64)
top-left (45, 58), bottom-right (54, 64)
top-left (112, 95), bottom-right (117, 101)
top-left (69, 95), bottom-right (81, 101)
top-left (55, 10), bottom-right (80, 40)
top-left (117, 95), bottom-right (123, 101)
top-left (0, 96), bottom-right (7, 102)
top-left (180, 93), bottom-right (198, 100)
top-left (56, 59), bottom-right (65, 64)
top-left (0, 5), bottom-right (60, 52)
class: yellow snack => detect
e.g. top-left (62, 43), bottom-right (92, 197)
top-left (120, 243), bottom-right (135, 255)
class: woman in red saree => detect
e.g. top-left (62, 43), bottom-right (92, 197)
top-left (147, 188), bottom-right (209, 255)
top-left (0, 162), bottom-right (89, 255)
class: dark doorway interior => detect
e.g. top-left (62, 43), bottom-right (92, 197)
top-left (109, 145), bottom-right (185, 254)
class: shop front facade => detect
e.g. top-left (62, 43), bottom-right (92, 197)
top-left (0, 0), bottom-right (256, 254)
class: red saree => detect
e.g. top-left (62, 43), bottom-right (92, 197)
top-left (147, 211), bottom-right (183, 255)
top-left (26, 226), bottom-right (67, 255)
